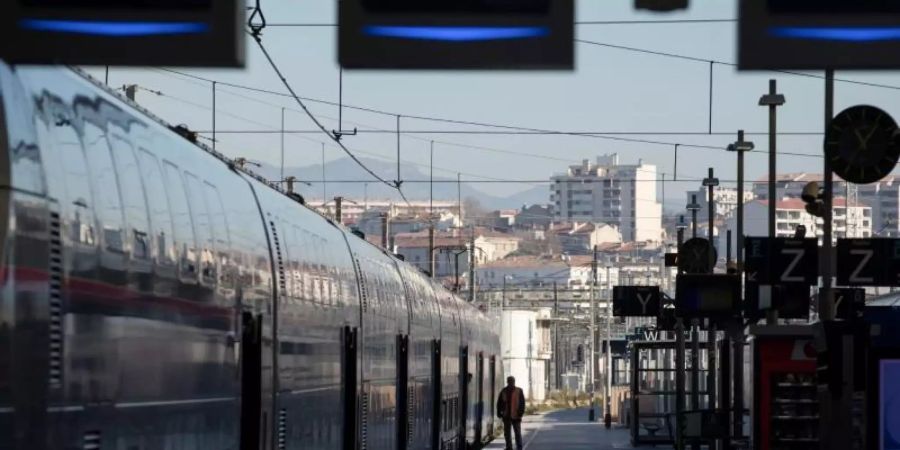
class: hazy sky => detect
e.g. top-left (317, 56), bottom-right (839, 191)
top-left (85, 0), bottom-right (900, 210)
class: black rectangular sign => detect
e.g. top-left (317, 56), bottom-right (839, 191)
top-left (0, 0), bottom-right (243, 66)
top-left (837, 238), bottom-right (900, 287)
top-left (340, 0), bottom-right (573, 69)
top-left (744, 237), bottom-right (818, 285)
top-left (834, 287), bottom-right (866, 321)
top-left (613, 286), bottom-right (661, 317)
top-left (675, 274), bottom-right (740, 319)
top-left (741, 0), bottom-right (900, 70)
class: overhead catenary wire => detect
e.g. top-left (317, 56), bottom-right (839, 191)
top-left (155, 68), bottom-right (823, 159)
top-left (246, 29), bottom-right (405, 197)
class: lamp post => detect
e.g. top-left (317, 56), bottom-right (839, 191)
top-left (726, 130), bottom-right (754, 442)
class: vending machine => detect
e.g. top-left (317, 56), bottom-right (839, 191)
top-left (865, 297), bottom-right (900, 450)
top-left (750, 325), bottom-right (818, 450)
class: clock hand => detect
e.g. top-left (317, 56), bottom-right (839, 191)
top-left (855, 128), bottom-right (869, 151)
top-left (863, 123), bottom-right (879, 144)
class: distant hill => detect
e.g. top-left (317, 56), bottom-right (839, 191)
top-left (251, 156), bottom-right (550, 210)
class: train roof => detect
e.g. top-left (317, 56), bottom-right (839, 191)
top-left (65, 64), bottom-right (476, 310)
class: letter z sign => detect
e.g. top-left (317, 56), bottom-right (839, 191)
top-left (613, 286), bottom-right (661, 317)
top-left (837, 238), bottom-right (900, 286)
top-left (743, 237), bottom-right (817, 285)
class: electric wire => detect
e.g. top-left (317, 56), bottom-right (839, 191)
top-left (248, 29), bottom-right (403, 195)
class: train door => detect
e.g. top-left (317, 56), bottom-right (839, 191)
top-left (396, 334), bottom-right (409, 450)
top-left (343, 326), bottom-right (359, 450)
top-left (459, 346), bottom-right (469, 450)
top-left (431, 340), bottom-right (442, 450)
top-left (240, 311), bottom-right (263, 450)
top-left (475, 354), bottom-right (484, 446)
top-left (488, 357), bottom-right (496, 437)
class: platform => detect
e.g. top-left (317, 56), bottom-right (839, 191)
top-left (484, 408), bottom-right (662, 450)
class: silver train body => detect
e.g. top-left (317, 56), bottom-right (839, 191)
top-left (0, 63), bottom-right (502, 450)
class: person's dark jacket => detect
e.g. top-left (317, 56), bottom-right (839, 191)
top-left (496, 386), bottom-right (526, 420)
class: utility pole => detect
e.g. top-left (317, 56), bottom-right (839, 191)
top-left (428, 224), bottom-right (436, 278)
top-left (280, 107), bottom-right (285, 184)
top-left (675, 219), bottom-right (687, 450)
top-left (468, 227), bottom-right (476, 302)
top-left (381, 213), bottom-right (389, 250)
top-left (334, 196), bottom-right (343, 224)
top-left (760, 79), bottom-right (786, 324)
top-left (727, 130), bottom-right (754, 443)
top-left (703, 168), bottom-right (718, 413)
top-left (553, 282), bottom-right (560, 391)
top-left (605, 263), bottom-right (613, 428)
top-left (590, 245), bottom-right (598, 421)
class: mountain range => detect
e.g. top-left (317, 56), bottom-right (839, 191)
top-left (250, 156), bottom-right (550, 210)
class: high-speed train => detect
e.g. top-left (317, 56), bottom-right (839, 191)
top-left (0, 63), bottom-right (502, 450)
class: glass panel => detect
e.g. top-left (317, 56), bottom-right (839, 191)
top-left (184, 172), bottom-right (216, 286)
top-left (161, 161), bottom-right (198, 281)
top-left (136, 149), bottom-right (175, 268)
top-left (109, 136), bottom-right (150, 260)
top-left (82, 123), bottom-right (124, 254)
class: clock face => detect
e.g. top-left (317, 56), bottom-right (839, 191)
top-left (825, 105), bottom-right (900, 184)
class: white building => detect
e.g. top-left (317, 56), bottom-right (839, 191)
top-left (751, 172), bottom-right (900, 236)
top-left (551, 222), bottom-right (622, 255)
top-left (685, 186), bottom-right (755, 221)
top-left (476, 255), bottom-right (619, 294)
top-left (501, 309), bottom-right (553, 402)
top-left (719, 197), bottom-right (872, 251)
top-left (550, 154), bottom-right (663, 242)
top-left (315, 198), bottom-right (462, 225)
top-left (394, 228), bottom-right (520, 279)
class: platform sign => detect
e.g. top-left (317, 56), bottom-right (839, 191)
top-left (675, 274), bottom-right (740, 319)
top-left (834, 287), bottom-right (866, 321)
top-left (740, 0), bottom-right (900, 70)
top-left (837, 238), bottom-right (900, 286)
top-left (0, 0), bottom-right (243, 66)
top-left (744, 237), bottom-right (818, 285)
top-left (339, 0), bottom-right (574, 69)
top-left (613, 286), bottom-right (661, 317)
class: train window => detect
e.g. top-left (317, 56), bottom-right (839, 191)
top-left (136, 149), bottom-right (175, 268)
top-left (161, 161), bottom-right (198, 282)
top-left (109, 136), bottom-right (150, 261)
top-left (81, 123), bottom-right (124, 254)
top-left (48, 121), bottom-right (95, 246)
top-left (203, 182), bottom-right (232, 290)
top-left (184, 172), bottom-right (217, 286)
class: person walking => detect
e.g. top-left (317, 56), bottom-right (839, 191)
top-left (496, 376), bottom-right (526, 450)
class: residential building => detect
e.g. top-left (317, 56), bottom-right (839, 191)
top-left (550, 154), bottom-right (663, 242)
top-left (355, 209), bottom-right (460, 244)
top-left (551, 222), bottom-right (622, 255)
top-left (394, 228), bottom-right (520, 279)
top-left (685, 186), bottom-right (755, 221)
top-left (315, 198), bottom-right (462, 225)
top-left (751, 172), bottom-right (900, 236)
top-left (719, 197), bottom-right (872, 251)
top-left (501, 309), bottom-right (553, 401)
top-left (516, 204), bottom-right (553, 230)
top-left (475, 255), bottom-right (618, 294)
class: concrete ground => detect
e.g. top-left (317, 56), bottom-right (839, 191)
top-left (484, 408), bottom-right (667, 450)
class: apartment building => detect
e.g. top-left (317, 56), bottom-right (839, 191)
top-left (719, 197), bottom-right (872, 251)
top-left (550, 154), bottom-right (663, 242)
top-left (685, 186), bottom-right (755, 221)
top-left (751, 172), bottom-right (899, 236)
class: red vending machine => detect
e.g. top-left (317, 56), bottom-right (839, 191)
top-left (750, 325), bottom-right (818, 450)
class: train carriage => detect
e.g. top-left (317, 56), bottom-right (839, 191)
top-left (0, 62), bottom-right (501, 450)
